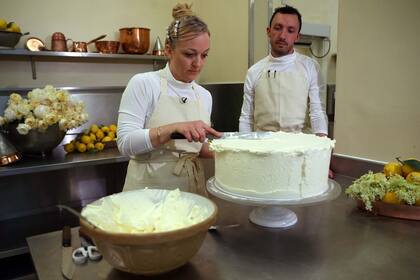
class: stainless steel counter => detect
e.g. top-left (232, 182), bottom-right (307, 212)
top-left (26, 174), bottom-right (420, 280)
top-left (0, 146), bottom-right (129, 177)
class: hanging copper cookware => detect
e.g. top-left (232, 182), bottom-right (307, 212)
top-left (119, 27), bottom-right (150, 54)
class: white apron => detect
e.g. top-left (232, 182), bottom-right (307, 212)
top-left (253, 61), bottom-right (311, 133)
top-left (123, 72), bottom-right (210, 195)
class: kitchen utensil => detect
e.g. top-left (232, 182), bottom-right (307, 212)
top-left (79, 189), bottom-right (217, 275)
top-left (25, 37), bottom-right (48, 51)
top-left (170, 131), bottom-right (274, 140)
top-left (51, 32), bottom-right (70, 52)
top-left (62, 225), bottom-right (75, 280)
top-left (208, 224), bottom-right (240, 231)
top-left (71, 41), bottom-right (87, 52)
top-left (152, 36), bottom-right (164, 56)
top-left (69, 35), bottom-right (106, 52)
top-left (0, 132), bottom-right (20, 166)
top-left (3, 122), bottom-right (66, 156)
top-left (86, 34), bottom-right (106, 45)
top-left (71, 236), bottom-right (102, 264)
top-left (119, 27), bottom-right (150, 54)
top-left (95, 40), bottom-right (120, 54)
top-left (0, 30), bottom-right (30, 48)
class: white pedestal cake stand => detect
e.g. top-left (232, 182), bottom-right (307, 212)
top-left (206, 177), bottom-right (341, 228)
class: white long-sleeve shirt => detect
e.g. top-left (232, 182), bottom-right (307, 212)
top-left (239, 51), bottom-right (328, 135)
top-left (117, 64), bottom-right (212, 156)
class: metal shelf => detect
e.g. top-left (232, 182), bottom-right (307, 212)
top-left (0, 48), bottom-right (167, 79)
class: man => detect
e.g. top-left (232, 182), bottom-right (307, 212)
top-left (239, 5), bottom-right (328, 137)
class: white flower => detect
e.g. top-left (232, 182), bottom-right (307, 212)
top-left (37, 120), bottom-right (48, 131)
top-left (44, 113), bottom-right (57, 126)
top-left (56, 90), bottom-right (68, 102)
top-left (16, 123), bottom-right (30, 135)
top-left (1, 86), bottom-right (88, 135)
top-left (33, 105), bottom-right (50, 119)
top-left (4, 107), bottom-right (18, 121)
top-left (59, 118), bottom-right (69, 131)
top-left (17, 103), bottom-right (30, 116)
top-left (8, 93), bottom-right (22, 105)
top-left (24, 117), bottom-right (37, 129)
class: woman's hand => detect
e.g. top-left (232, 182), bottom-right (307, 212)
top-left (174, 120), bottom-right (221, 142)
top-left (150, 120), bottom-right (222, 147)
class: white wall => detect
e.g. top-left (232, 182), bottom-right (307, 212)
top-left (334, 0), bottom-right (420, 161)
top-left (0, 0), bottom-right (181, 88)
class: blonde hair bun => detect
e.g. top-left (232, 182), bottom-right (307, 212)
top-left (172, 3), bottom-right (194, 20)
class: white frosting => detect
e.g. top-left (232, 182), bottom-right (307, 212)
top-left (81, 189), bottom-right (207, 233)
top-left (209, 132), bottom-right (335, 199)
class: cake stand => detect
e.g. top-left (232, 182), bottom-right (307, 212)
top-left (206, 177), bottom-right (341, 228)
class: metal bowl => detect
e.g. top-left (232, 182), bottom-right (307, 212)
top-left (95, 40), bottom-right (120, 54)
top-left (0, 31), bottom-right (24, 48)
top-left (4, 122), bottom-right (66, 156)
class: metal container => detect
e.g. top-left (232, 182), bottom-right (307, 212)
top-left (0, 31), bottom-right (26, 48)
top-left (51, 32), bottom-right (69, 52)
top-left (119, 27), bottom-right (150, 54)
top-left (4, 122), bottom-right (66, 156)
top-left (95, 40), bottom-right (120, 54)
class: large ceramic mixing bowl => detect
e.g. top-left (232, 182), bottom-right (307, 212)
top-left (79, 189), bottom-right (217, 275)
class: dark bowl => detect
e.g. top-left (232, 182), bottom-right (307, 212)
top-left (4, 122), bottom-right (66, 156)
top-left (0, 31), bottom-right (24, 48)
top-left (95, 40), bottom-right (120, 54)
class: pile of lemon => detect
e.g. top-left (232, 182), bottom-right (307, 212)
top-left (64, 124), bottom-right (117, 153)
top-left (382, 157), bottom-right (420, 205)
top-left (0, 19), bottom-right (21, 33)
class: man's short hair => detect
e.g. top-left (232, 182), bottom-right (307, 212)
top-left (269, 5), bottom-right (302, 33)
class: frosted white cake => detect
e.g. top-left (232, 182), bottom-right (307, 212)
top-left (209, 132), bottom-right (335, 199)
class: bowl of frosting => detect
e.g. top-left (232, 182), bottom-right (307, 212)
top-left (79, 188), bottom-right (217, 275)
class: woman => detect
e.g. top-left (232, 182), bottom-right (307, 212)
top-left (117, 3), bottom-right (221, 195)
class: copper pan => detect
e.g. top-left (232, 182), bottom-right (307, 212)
top-left (119, 27), bottom-right (150, 54)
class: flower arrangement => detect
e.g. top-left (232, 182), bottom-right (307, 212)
top-left (0, 85), bottom-right (88, 135)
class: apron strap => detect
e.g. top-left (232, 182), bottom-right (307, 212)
top-left (172, 153), bottom-right (207, 196)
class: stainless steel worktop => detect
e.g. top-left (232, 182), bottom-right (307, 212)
top-left (0, 147), bottom-right (128, 177)
top-left (26, 174), bottom-right (420, 280)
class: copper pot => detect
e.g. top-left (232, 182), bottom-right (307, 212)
top-left (119, 27), bottom-right (150, 54)
top-left (95, 40), bottom-right (120, 54)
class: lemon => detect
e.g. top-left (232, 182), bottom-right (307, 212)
top-left (101, 126), bottom-right (109, 133)
top-left (86, 143), bottom-right (95, 151)
top-left (383, 162), bottom-right (402, 177)
top-left (0, 19), bottom-right (7, 30)
top-left (81, 135), bottom-right (92, 144)
top-left (406, 172), bottom-right (420, 185)
top-left (90, 124), bottom-right (99, 134)
top-left (6, 22), bottom-right (21, 33)
top-left (107, 131), bottom-right (116, 140)
top-left (382, 192), bottom-right (401, 204)
top-left (76, 143), bottom-right (87, 153)
top-left (64, 143), bottom-right (74, 153)
top-left (402, 164), bottom-right (415, 178)
top-left (109, 124), bottom-right (117, 132)
top-left (102, 136), bottom-right (112, 142)
top-left (396, 157), bottom-right (420, 178)
top-left (89, 133), bottom-right (97, 142)
top-left (95, 129), bottom-right (104, 140)
top-left (95, 142), bottom-right (104, 151)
